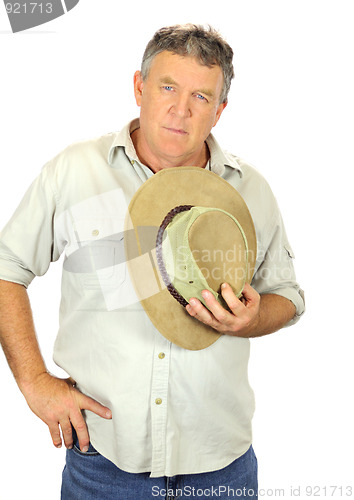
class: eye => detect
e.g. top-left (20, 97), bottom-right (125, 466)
top-left (163, 86), bottom-right (174, 92)
top-left (195, 93), bottom-right (208, 102)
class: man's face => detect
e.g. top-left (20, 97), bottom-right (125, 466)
top-left (133, 51), bottom-right (227, 168)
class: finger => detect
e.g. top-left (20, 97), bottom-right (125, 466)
top-left (241, 282), bottom-right (260, 304)
top-left (187, 296), bottom-right (221, 329)
top-left (60, 418), bottom-right (74, 449)
top-left (48, 423), bottom-right (62, 449)
top-left (73, 392), bottom-right (112, 452)
top-left (70, 413), bottom-right (90, 453)
top-left (200, 290), bottom-right (233, 325)
top-left (77, 392), bottom-right (112, 420)
top-left (220, 283), bottom-right (245, 316)
top-left (190, 290), bottom-right (233, 333)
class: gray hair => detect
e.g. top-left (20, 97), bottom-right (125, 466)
top-left (140, 24), bottom-right (235, 104)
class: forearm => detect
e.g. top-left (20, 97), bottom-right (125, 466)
top-left (0, 280), bottom-right (112, 451)
top-left (248, 293), bottom-right (296, 338)
top-left (0, 279), bottom-right (47, 393)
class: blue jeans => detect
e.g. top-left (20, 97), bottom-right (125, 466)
top-left (61, 432), bottom-right (257, 499)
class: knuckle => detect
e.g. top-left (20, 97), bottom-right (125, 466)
top-left (193, 300), bottom-right (204, 311)
top-left (48, 422), bottom-right (59, 433)
top-left (80, 400), bottom-right (94, 413)
top-left (186, 306), bottom-right (196, 317)
top-left (192, 303), bottom-right (201, 314)
top-left (75, 422), bottom-right (87, 433)
top-left (228, 300), bottom-right (239, 311)
top-left (62, 426), bottom-right (72, 435)
top-left (215, 311), bottom-right (227, 323)
top-left (46, 412), bottom-right (59, 424)
top-left (203, 315), bottom-right (214, 327)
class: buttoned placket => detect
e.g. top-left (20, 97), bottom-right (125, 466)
top-left (150, 335), bottom-right (172, 477)
top-left (127, 153), bottom-right (171, 476)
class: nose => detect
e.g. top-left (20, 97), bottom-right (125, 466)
top-left (170, 94), bottom-right (191, 119)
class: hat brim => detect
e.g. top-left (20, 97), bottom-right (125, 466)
top-left (124, 166), bottom-right (257, 350)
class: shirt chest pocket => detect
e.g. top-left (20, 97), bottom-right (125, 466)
top-left (66, 217), bottom-right (127, 291)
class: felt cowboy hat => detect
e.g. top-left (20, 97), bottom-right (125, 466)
top-left (124, 166), bottom-right (257, 350)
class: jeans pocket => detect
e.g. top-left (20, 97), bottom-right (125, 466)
top-left (72, 443), bottom-right (100, 457)
top-left (71, 428), bottom-right (100, 457)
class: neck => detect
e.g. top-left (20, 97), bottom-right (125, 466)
top-left (130, 128), bottom-right (210, 173)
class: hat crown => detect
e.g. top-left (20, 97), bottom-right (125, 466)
top-left (160, 206), bottom-right (249, 308)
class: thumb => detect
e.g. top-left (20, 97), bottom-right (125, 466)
top-left (76, 391), bottom-right (112, 419)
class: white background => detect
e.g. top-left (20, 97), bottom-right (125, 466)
top-left (0, 1), bottom-right (353, 498)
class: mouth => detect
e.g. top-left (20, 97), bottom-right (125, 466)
top-left (163, 127), bottom-right (188, 136)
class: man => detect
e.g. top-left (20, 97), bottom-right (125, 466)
top-left (0, 24), bottom-right (304, 499)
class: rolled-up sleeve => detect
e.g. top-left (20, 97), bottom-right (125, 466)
top-left (0, 165), bottom-right (59, 288)
top-left (251, 210), bottom-right (305, 327)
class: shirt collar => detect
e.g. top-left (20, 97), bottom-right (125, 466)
top-left (108, 118), bottom-right (243, 177)
top-left (108, 118), bottom-right (140, 165)
top-left (205, 134), bottom-right (243, 177)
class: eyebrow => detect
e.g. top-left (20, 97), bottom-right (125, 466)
top-left (159, 76), bottom-right (215, 99)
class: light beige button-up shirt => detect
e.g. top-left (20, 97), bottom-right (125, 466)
top-left (0, 119), bottom-right (304, 477)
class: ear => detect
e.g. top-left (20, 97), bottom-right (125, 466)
top-left (134, 71), bottom-right (144, 107)
top-left (213, 101), bottom-right (227, 128)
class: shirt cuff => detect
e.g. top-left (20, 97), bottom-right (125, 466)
top-left (0, 243), bottom-right (35, 288)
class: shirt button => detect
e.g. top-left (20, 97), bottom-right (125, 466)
top-left (158, 352), bottom-right (165, 359)
top-left (155, 398), bottom-right (162, 405)
top-left (131, 160), bottom-right (135, 165)
top-left (92, 229), bottom-right (99, 237)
